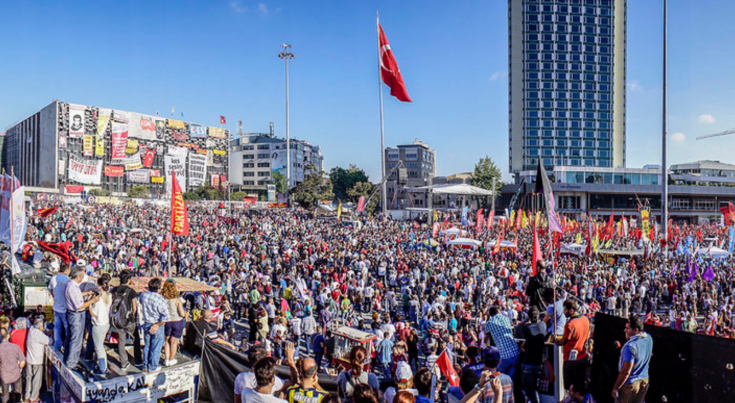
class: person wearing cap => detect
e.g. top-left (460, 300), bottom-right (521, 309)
top-left (384, 361), bottom-right (417, 403)
top-left (24, 316), bottom-right (49, 403)
top-left (64, 267), bottom-right (100, 371)
top-left (475, 347), bottom-right (513, 403)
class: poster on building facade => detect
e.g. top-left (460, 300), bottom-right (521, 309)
top-left (69, 104), bottom-right (86, 138)
top-left (206, 149), bottom-right (214, 166)
top-left (124, 153), bottom-right (143, 171)
top-left (104, 165), bottom-right (125, 177)
top-left (128, 113), bottom-right (158, 140)
top-left (59, 132), bottom-right (67, 148)
top-left (190, 124), bottom-right (207, 138)
top-left (127, 170), bottom-right (151, 183)
top-left (211, 174), bottom-right (220, 189)
top-left (165, 155), bottom-right (187, 195)
top-left (208, 127), bottom-right (226, 139)
top-left (83, 135), bottom-right (94, 156)
top-left (143, 147), bottom-right (156, 167)
top-left (188, 154), bottom-right (207, 188)
top-left (111, 122), bottom-right (129, 160)
top-left (68, 159), bottom-right (103, 185)
top-left (168, 145), bottom-right (188, 156)
top-left (271, 150), bottom-right (287, 173)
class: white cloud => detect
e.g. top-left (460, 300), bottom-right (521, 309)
top-left (697, 114), bottom-right (715, 124)
top-left (229, 1), bottom-right (247, 13)
top-left (670, 132), bottom-right (686, 142)
top-left (257, 2), bottom-right (269, 14)
top-left (489, 71), bottom-right (506, 81)
top-left (629, 80), bottom-right (641, 91)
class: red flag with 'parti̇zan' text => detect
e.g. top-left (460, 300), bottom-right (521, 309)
top-left (170, 170), bottom-right (189, 236)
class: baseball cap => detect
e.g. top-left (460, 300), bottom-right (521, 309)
top-left (482, 347), bottom-right (501, 369)
top-left (395, 361), bottom-right (413, 383)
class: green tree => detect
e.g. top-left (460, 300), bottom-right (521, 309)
top-left (330, 165), bottom-right (369, 201)
top-left (230, 191), bottom-right (249, 201)
top-left (347, 181), bottom-right (378, 214)
top-left (292, 170), bottom-right (334, 208)
top-left (127, 185), bottom-right (149, 199)
top-left (183, 191), bottom-right (201, 201)
top-left (271, 171), bottom-right (288, 195)
top-left (471, 156), bottom-right (503, 194)
top-left (194, 186), bottom-right (225, 200)
top-left (89, 188), bottom-right (111, 196)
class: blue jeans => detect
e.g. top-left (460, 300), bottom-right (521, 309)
top-left (53, 310), bottom-right (69, 350)
top-left (498, 354), bottom-right (519, 379)
top-left (521, 364), bottom-right (542, 403)
top-left (143, 323), bottom-right (165, 371)
top-left (64, 311), bottom-right (85, 368)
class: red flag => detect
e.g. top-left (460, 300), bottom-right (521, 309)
top-left (492, 229), bottom-right (504, 255)
top-left (436, 350), bottom-right (459, 386)
top-left (220, 115), bottom-right (227, 124)
top-left (532, 226), bottom-right (541, 276)
top-left (475, 209), bottom-right (483, 233)
top-left (37, 206), bottom-right (58, 219)
top-left (170, 170), bottom-right (190, 236)
top-left (143, 147), bottom-right (156, 167)
top-left (515, 209), bottom-right (523, 231)
top-left (357, 196), bottom-right (366, 212)
top-left (487, 210), bottom-right (495, 229)
top-left (378, 21), bottom-right (412, 102)
top-left (36, 241), bottom-right (74, 264)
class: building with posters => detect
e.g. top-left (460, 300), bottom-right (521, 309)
top-left (508, 0), bottom-right (627, 176)
top-left (1, 101), bottom-right (229, 197)
top-left (384, 139), bottom-right (436, 209)
top-left (229, 133), bottom-right (324, 194)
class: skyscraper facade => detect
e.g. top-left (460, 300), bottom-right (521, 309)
top-left (508, 0), bottom-right (626, 175)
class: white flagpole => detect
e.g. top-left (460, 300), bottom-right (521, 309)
top-left (377, 11), bottom-right (388, 216)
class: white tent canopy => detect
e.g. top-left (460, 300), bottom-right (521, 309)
top-left (697, 247), bottom-right (731, 258)
top-left (487, 240), bottom-right (517, 249)
top-left (406, 183), bottom-right (494, 196)
top-left (439, 227), bottom-right (465, 236)
top-left (560, 243), bottom-right (586, 256)
top-left (448, 237), bottom-right (482, 248)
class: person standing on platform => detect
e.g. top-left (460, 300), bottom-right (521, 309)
top-left (24, 317), bottom-right (49, 403)
top-left (612, 314), bottom-right (653, 403)
top-left (64, 267), bottom-right (99, 371)
top-left (138, 278), bottom-right (170, 372)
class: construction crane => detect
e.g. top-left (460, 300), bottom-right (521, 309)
top-left (363, 160), bottom-right (404, 212)
top-left (696, 128), bottom-right (735, 140)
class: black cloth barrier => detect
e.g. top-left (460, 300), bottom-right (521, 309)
top-left (591, 313), bottom-right (735, 403)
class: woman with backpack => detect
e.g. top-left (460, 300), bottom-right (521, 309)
top-left (336, 346), bottom-right (380, 403)
top-left (162, 279), bottom-right (188, 366)
top-left (89, 276), bottom-right (112, 375)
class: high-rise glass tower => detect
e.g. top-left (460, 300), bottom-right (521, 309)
top-left (508, 0), bottom-right (626, 175)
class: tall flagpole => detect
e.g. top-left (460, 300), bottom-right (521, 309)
top-left (661, 0), bottom-right (669, 267)
top-left (377, 12), bottom-right (387, 216)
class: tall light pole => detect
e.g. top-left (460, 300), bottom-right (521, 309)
top-left (279, 44), bottom-right (294, 204)
top-left (662, 0), bottom-right (669, 264)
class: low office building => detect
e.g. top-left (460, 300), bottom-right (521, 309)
top-left (384, 139), bottom-right (436, 209)
top-left (229, 133), bottom-right (324, 193)
top-left (500, 162), bottom-right (735, 223)
top-left (2, 101), bottom-right (230, 196)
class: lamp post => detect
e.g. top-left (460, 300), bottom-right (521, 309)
top-left (279, 44), bottom-right (295, 205)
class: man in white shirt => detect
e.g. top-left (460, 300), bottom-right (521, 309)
top-left (301, 310), bottom-right (317, 357)
top-left (234, 346), bottom-right (285, 403)
top-left (241, 357), bottom-right (287, 403)
top-left (25, 317), bottom-right (50, 402)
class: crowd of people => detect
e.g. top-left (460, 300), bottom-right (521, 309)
top-left (5, 200), bottom-right (729, 402)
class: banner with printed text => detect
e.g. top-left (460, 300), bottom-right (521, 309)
top-left (165, 155), bottom-right (187, 196)
top-left (188, 154), bottom-right (207, 188)
top-left (83, 135), bottom-right (94, 156)
top-left (96, 109), bottom-right (112, 157)
top-left (211, 174), bottom-right (220, 189)
top-left (208, 127), bottom-right (226, 139)
top-left (127, 170), bottom-right (151, 183)
top-left (124, 153), bottom-right (143, 171)
top-left (190, 124), bottom-right (207, 138)
top-left (68, 159), bottom-right (103, 185)
top-left (168, 119), bottom-right (186, 130)
top-left (69, 104), bottom-right (86, 138)
top-left (104, 165), bottom-right (124, 177)
top-left (151, 176), bottom-right (164, 183)
top-left (111, 122), bottom-right (129, 160)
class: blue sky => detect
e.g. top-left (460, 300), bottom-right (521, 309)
top-left (0, 0), bottom-right (734, 182)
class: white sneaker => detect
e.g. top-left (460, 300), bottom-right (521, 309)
top-left (164, 359), bottom-right (171, 366)
top-left (169, 359), bottom-right (178, 366)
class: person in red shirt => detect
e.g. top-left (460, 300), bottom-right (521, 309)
top-left (555, 299), bottom-right (590, 391)
top-left (9, 317), bottom-right (29, 355)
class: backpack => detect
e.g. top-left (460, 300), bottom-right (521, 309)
top-left (110, 287), bottom-right (136, 333)
top-left (342, 370), bottom-right (369, 400)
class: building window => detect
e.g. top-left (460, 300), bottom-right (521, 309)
top-left (244, 172), bottom-right (255, 177)
top-left (257, 162), bottom-right (270, 168)
top-left (243, 155), bottom-right (254, 160)
top-left (257, 145), bottom-right (270, 150)
top-left (257, 171), bottom-right (270, 177)
top-left (257, 153), bottom-right (269, 159)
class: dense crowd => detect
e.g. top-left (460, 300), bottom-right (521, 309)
top-left (5, 200), bottom-right (731, 402)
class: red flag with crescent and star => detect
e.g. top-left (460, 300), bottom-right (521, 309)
top-left (378, 19), bottom-right (412, 102)
top-left (436, 349), bottom-right (459, 386)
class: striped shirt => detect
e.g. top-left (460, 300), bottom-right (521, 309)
top-left (286, 386), bottom-right (327, 403)
top-left (478, 373), bottom-right (514, 403)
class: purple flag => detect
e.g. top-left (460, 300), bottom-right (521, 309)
top-left (703, 266), bottom-right (715, 282)
top-left (535, 161), bottom-right (562, 233)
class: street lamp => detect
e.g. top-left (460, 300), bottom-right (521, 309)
top-left (278, 44), bottom-right (295, 204)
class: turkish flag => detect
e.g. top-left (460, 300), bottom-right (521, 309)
top-left (220, 115), bottom-right (227, 124)
top-left (378, 22), bottom-right (412, 102)
top-left (436, 350), bottom-right (459, 386)
top-left (37, 241), bottom-right (74, 264)
top-left (143, 147), bottom-right (156, 167)
top-left (37, 206), bottom-right (58, 219)
top-left (532, 226), bottom-right (541, 276)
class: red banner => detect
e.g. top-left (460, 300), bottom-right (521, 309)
top-left (111, 130), bottom-right (128, 159)
top-left (65, 185), bottom-right (84, 194)
top-left (170, 170), bottom-right (190, 236)
top-left (143, 147), bottom-right (156, 167)
top-left (243, 196), bottom-right (257, 205)
top-left (104, 165), bottom-right (125, 177)
top-left (357, 196), bottom-right (366, 212)
top-left (267, 202), bottom-right (288, 209)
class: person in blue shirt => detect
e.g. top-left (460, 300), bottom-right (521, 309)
top-left (376, 332), bottom-right (394, 378)
top-left (612, 314), bottom-right (653, 402)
